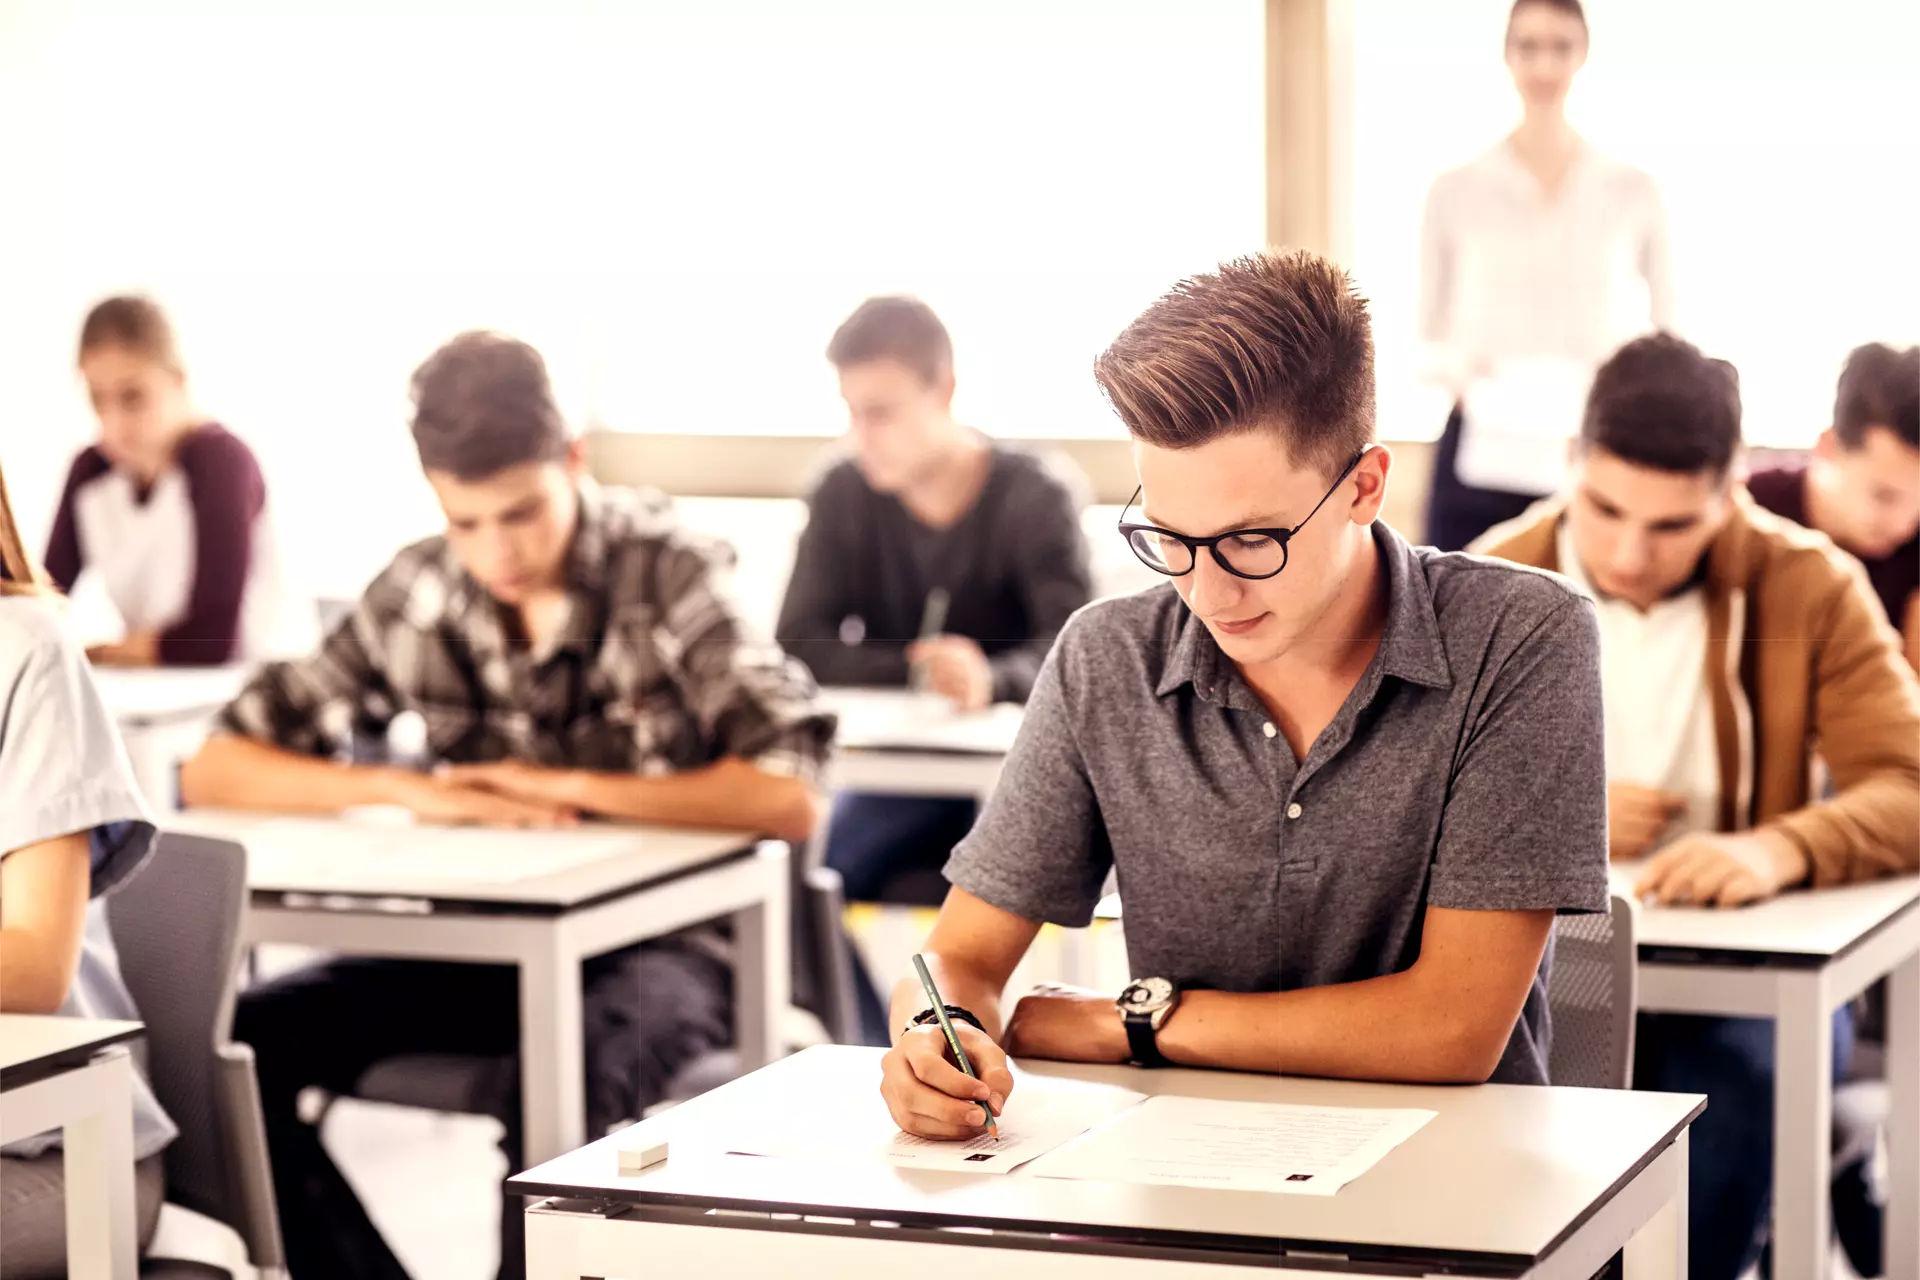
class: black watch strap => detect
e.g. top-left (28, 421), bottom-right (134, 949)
top-left (907, 1004), bottom-right (986, 1037)
top-left (1123, 1012), bottom-right (1171, 1068)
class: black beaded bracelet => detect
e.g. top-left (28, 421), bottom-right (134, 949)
top-left (905, 1004), bottom-right (987, 1037)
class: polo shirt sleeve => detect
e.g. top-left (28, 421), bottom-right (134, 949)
top-left (1429, 595), bottom-right (1610, 914)
top-left (944, 618), bottom-right (1112, 926)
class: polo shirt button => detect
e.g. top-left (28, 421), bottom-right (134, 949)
top-left (1287, 802), bottom-right (1303, 819)
top-left (1263, 721), bottom-right (1278, 739)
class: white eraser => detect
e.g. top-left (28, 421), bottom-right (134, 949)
top-left (618, 1139), bottom-right (669, 1173)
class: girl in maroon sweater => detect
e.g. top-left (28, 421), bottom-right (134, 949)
top-left (45, 296), bottom-right (304, 666)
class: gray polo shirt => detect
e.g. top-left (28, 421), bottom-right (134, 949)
top-left (945, 521), bottom-right (1608, 1085)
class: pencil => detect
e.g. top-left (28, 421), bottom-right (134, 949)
top-left (910, 952), bottom-right (998, 1140)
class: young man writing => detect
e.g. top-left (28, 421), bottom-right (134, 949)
top-left (180, 332), bottom-right (832, 1280)
top-left (1746, 341), bottom-right (1920, 670)
top-left (878, 250), bottom-right (1610, 1143)
top-left (779, 296), bottom-right (1093, 988)
top-left (1475, 333), bottom-right (1920, 1280)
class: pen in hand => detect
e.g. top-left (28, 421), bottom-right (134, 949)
top-left (910, 952), bottom-right (999, 1141)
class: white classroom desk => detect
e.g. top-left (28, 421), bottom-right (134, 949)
top-left (818, 687), bottom-right (1022, 801)
top-left (92, 664), bottom-right (250, 808)
top-left (1620, 869), bottom-right (1920, 1280)
top-left (510, 1045), bottom-right (1702, 1279)
top-left (169, 809), bottom-right (789, 1166)
top-left (1091, 874), bottom-right (1920, 1280)
top-left (0, 1014), bottom-right (145, 1280)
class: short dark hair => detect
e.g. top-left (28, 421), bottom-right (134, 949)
top-left (409, 331), bottom-right (569, 480)
top-left (79, 295), bottom-right (182, 373)
top-left (826, 296), bottom-right (953, 384)
top-left (1581, 333), bottom-right (1742, 476)
top-left (1092, 249), bottom-right (1375, 476)
top-left (1832, 343), bottom-right (1919, 450)
top-left (1508, 0), bottom-right (1588, 42)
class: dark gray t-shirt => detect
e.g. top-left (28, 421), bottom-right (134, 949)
top-left (945, 522), bottom-right (1609, 1085)
top-left (776, 447), bottom-right (1093, 704)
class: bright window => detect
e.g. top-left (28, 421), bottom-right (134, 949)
top-left (1, 0), bottom-right (1263, 596)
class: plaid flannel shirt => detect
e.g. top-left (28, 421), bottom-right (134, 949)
top-left (219, 482), bottom-right (833, 785)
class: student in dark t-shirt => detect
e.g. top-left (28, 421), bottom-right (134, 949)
top-left (1746, 343), bottom-right (1920, 670)
top-left (778, 297), bottom-right (1092, 986)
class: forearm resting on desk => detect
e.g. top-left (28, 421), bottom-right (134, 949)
top-left (549, 759), bottom-right (823, 845)
top-left (180, 734), bottom-right (422, 813)
top-left (1157, 906), bottom-right (1553, 1084)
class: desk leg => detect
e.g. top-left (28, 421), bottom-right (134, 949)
top-left (1624, 1126), bottom-right (1689, 1280)
top-left (63, 1052), bottom-right (138, 1280)
top-left (734, 852), bottom-right (789, 1071)
top-left (1889, 949), bottom-right (1920, 1280)
top-left (520, 924), bottom-right (586, 1166)
top-left (1774, 970), bottom-right (1833, 1280)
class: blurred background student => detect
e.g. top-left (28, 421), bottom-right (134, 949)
top-left (777, 296), bottom-right (1092, 1041)
top-left (42, 295), bottom-right (312, 667)
top-left (0, 455), bottom-right (177, 1277)
top-left (1746, 342), bottom-right (1920, 670)
top-left (1417, 0), bottom-right (1674, 550)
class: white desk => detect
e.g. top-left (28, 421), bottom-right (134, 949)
top-left (1623, 870), bottom-right (1920, 1280)
top-left (94, 665), bottom-right (250, 808)
top-left (169, 809), bottom-right (789, 1166)
top-left (819, 687), bottom-right (1022, 801)
top-left (510, 1044), bottom-right (1702, 1279)
top-left (1091, 875), bottom-right (1920, 1280)
top-left (0, 1014), bottom-right (145, 1279)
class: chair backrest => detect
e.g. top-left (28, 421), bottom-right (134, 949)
top-left (1546, 892), bottom-right (1639, 1089)
top-left (106, 831), bottom-right (285, 1269)
top-left (790, 831), bottom-right (859, 1045)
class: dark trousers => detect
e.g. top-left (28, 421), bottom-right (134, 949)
top-left (236, 944), bottom-right (731, 1280)
top-left (825, 792), bottom-right (979, 1044)
top-left (1423, 405), bottom-right (1544, 552)
top-left (1633, 1008), bottom-right (1855, 1280)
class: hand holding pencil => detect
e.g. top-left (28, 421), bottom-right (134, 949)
top-left (877, 954), bottom-right (1015, 1141)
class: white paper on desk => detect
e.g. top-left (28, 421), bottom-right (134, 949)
top-left (1030, 1096), bottom-right (1435, 1196)
top-left (241, 819), bottom-right (630, 887)
top-left (1456, 356), bottom-right (1592, 495)
top-left (722, 1073), bottom-right (1146, 1175)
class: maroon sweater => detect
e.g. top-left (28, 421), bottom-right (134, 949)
top-left (44, 424), bottom-right (266, 665)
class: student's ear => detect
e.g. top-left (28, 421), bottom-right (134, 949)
top-left (932, 370), bottom-right (956, 412)
top-left (1350, 445), bottom-right (1392, 523)
top-left (563, 438), bottom-right (589, 481)
top-left (1811, 428), bottom-right (1841, 462)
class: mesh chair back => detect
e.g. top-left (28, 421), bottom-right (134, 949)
top-left (1546, 892), bottom-right (1639, 1089)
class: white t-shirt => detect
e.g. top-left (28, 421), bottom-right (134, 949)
top-left (1420, 140), bottom-right (1675, 495)
top-left (1556, 524), bottom-right (1718, 841)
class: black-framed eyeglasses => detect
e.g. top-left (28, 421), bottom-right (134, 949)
top-left (1117, 448), bottom-right (1368, 581)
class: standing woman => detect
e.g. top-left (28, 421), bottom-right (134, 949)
top-left (1419, 0), bottom-right (1674, 550)
top-left (0, 455), bottom-right (177, 1275)
top-left (42, 295), bottom-right (311, 666)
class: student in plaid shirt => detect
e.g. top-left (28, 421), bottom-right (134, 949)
top-left (181, 332), bottom-right (833, 1280)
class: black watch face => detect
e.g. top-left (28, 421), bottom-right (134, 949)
top-left (1118, 977), bottom-right (1174, 1012)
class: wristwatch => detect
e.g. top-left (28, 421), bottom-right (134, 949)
top-left (1116, 977), bottom-right (1181, 1067)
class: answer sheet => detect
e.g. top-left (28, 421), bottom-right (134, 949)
top-left (1031, 1096), bottom-right (1436, 1196)
top-left (723, 1073), bottom-right (1146, 1175)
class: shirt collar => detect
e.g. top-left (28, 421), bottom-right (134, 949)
top-left (1154, 522), bottom-right (1453, 702)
